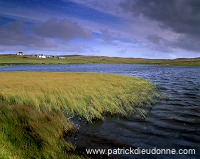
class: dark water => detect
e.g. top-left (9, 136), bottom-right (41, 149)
top-left (1, 64), bottom-right (200, 159)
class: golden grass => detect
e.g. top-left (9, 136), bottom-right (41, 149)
top-left (0, 72), bottom-right (157, 120)
top-left (0, 72), bottom-right (157, 158)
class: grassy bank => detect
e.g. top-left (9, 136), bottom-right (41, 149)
top-left (0, 103), bottom-right (80, 159)
top-left (0, 72), bottom-right (157, 158)
top-left (0, 54), bottom-right (200, 66)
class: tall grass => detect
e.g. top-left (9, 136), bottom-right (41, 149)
top-left (0, 103), bottom-right (80, 159)
top-left (0, 72), bottom-right (157, 121)
top-left (0, 72), bottom-right (157, 158)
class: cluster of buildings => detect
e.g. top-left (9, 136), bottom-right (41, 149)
top-left (16, 52), bottom-right (66, 59)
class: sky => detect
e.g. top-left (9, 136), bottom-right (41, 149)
top-left (0, 0), bottom-right (200, 59)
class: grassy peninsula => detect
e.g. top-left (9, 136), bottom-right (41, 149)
top-left (1, 54), bottom-right (200, 66)
top-left (0, 72), bottom-right (157, 158)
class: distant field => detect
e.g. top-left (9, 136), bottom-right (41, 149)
top-left (0, 72), bottom-right (157, 158)
top-left (1, 54), bottom-right (200, 66)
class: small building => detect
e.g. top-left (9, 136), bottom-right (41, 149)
top-left (37, 54), bottom-right (46, 58)
top-left (58, 57), bottom-right (66, 59)
top-left (16, 52), bottom-right (24, 56)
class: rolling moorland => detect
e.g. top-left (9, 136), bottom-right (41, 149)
top-left (1, 54), bottom-right (200, 66)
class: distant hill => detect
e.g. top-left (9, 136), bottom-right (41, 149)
top-left (0, 54), bottom-right (200, 66)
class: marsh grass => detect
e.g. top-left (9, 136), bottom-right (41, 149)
top-left (0, 72), bottom-right (157, 158)
top-left (0, 72), bottom-right (157, 121)
top-left (0, 103), bottom-right (84, 159)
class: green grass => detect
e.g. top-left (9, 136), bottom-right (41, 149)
top-left (0, 72), bottom-right (157, 158)
top-left (0, 54), bottom-right (200, 66)
top-left (0, 103), bottom-right (80, 159)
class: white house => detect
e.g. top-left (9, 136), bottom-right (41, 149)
top-left (16, 52), bottom-right (24, 56)
top-left (37, 54), bottom-right (46, 58)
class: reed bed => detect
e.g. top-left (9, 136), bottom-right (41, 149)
top-left (0, 72), bottom-right (157, 158)
top-left (0, 103), bottom-right (79, 159)
top-left (0, 72), bottom-right (157, 120)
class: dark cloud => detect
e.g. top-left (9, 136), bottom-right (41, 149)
top-left (0, 21), bottom-right (55, 48)
top-left (147, 34), bottom-right (165, 45)
top-left (147, 34), bottom-right (173, 52)
top-left (121, 0), bottom-right (200, 52)
top-left (122, 0), bottom-right (200, 36)
top-left (34, 18), bottom-right (92, 40)
top-left (172, 35), bottom-right (200, 51)
top-left (0, 18), bottom-right (92, 51)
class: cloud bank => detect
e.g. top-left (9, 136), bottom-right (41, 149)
top-left (0, 18), bottom-right (92, 52)
top-left (121, 0), bottom-right (200, 52)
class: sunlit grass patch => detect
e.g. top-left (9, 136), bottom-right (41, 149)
top-left (0, 72), bottom-right (157, 120)
top-left (0, 72), bottom-right (158, 158)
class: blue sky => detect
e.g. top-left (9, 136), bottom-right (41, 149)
top-left (0, 0), bottom-right (200, 59)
